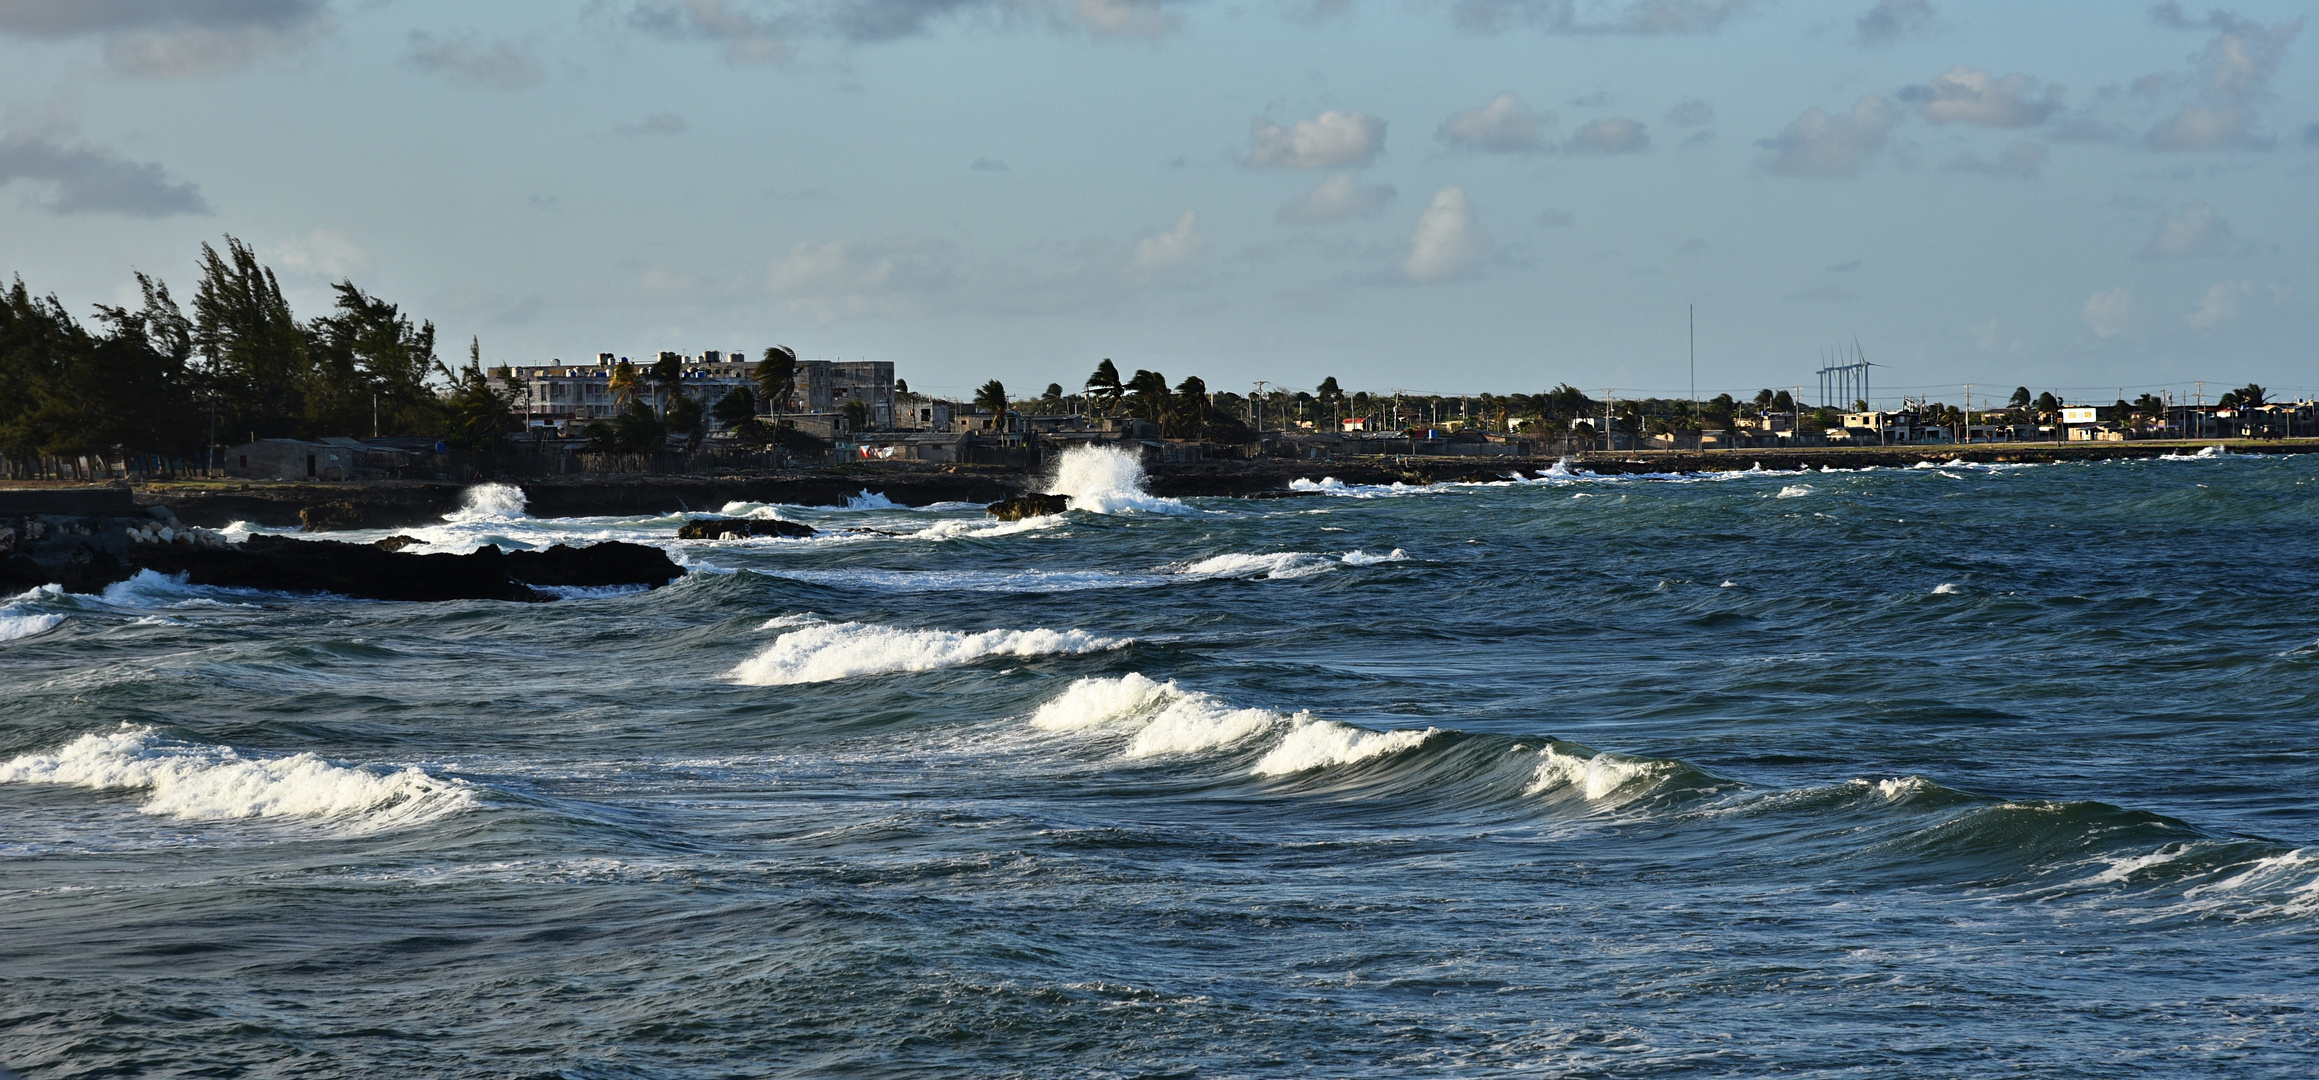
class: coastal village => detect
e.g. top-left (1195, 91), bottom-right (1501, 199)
top-left (208, 347), bottom-right (2319, 483)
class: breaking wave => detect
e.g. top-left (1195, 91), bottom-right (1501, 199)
top-left (730, 621), bottom-right (1127, 685)
top-left (0, 611), bottom-right (66, 643)
top-left (0, 726), bottom-right (475, 829)
top-left (447, 482), bottom-right (529, 522)
top-left (1047, 444), bottom-right (1194, 515)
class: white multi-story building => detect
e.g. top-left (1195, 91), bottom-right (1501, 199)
top-left (494, 352), bottom-right (896, 430)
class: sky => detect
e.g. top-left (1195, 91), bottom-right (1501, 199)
top-left (0, 0), bottom-right (2311, 406)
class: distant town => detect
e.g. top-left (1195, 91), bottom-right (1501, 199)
top-left (2, 238), bottom-right (2311, 482)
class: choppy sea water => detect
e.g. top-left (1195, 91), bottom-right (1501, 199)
top-left (4, 447), bottom-right (2316, 1078)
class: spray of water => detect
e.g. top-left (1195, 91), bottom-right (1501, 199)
top-left (1044, 445), bottom-right (1193, 515)
top-left (447, 483), bottom-right (529, 522)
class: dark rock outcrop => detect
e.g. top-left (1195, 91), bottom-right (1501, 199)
top-left (675, 517), bottom-right (817, 540)
top-left (131, 534), bottom-right (682, 602)
top-left (374, 535), bottom-right (423, 552)
top-left (985, 492), bottom-right (1070, 521)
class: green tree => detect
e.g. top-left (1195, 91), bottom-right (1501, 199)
top-left (2009, 386), bottom-right (2032, 411)
top-left (1042, 382), bottom-right (1065, 412)
top-left (608, 359), bottom-right (641, 409)
top-left (712, 386), bottom-right (758, 428)
top-left (1125, 369), bottom-right (1171, 431)
top-left (975, 379), bottom-right (1010, 432)
top-left (667, 392), bottom-right (708, 451)
top-left (1084, 359), bottom-right (1124, 413)
top-left (305, 281), bottom-right (441, 437)
top-left (191, 237), bottom-right (308, 439)
top-left (441, 338), bottom-right (520, 452)
top-left (754, 346), bottom-right (798, 417)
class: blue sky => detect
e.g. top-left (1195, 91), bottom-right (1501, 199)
top-left (1, 0), bottom-right (2311, 405)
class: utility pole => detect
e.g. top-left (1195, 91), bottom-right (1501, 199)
top-left (1963, 384), bottom-right (1971, 444)
top-left (1689, 303), bottom-right (1699, 437)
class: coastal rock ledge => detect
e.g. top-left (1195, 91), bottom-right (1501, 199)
top-left (134, 535), bottom-right (684, 603)
top-left (985, 493), bottom-right (1070, 521)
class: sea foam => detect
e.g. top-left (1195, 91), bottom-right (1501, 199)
top-left (730, 621), bottom-right (1125, 685)
top-left (447, 482), bottom-right (528, 521)
top-left (0, 726), bottom-right (474, 828)
top-left (1047, 444), bottom-right (1193, 515)
top-left (0, 612), bottom-right (65, 642)
top-left (1030, 674), bottom-right (1430, 770)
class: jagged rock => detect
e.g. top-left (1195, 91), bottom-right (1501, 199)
top-left (299, 501), bottom-right (369, 531)
top-left (375, 535), bottom-right (423, 552)
top-left (985, 492), bottom-right (1070, 521)
top-left (130, 534), bottom-right (682, 602)
top-left (675, 517), bottom-right (817, 540)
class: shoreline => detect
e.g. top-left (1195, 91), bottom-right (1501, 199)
top-left (3, 439), bottom-right (2307, 530)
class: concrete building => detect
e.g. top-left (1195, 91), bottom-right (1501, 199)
top-left (493, 352), bottom-right (897, 433)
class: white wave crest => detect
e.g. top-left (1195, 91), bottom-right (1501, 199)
top-left (1527, 745), bottom-right (1672, 803)
top-left (1029, 674), bottom-right (1424, 769)
top-left (1179, 552), bottom-right (1332, 580)
top-left (730, 621), bottom-right (1125, 685)
top-left (1048, 444), bottom-right (1193, 515)
top-left (2159, 445), bottom-right (2229, 461)
top-left (0, 612), bottom-right (66, 642)
top-left (447, 482), bottom-right (528, 521)
top-left (1774, 485), bottom-right (1812, 499)
top-left (1251, 720), bottom-right (1432, 775)
top-left (845, 490), bottom-right (900, 510)
top-left (1932, 583), bottom-right (1961, 596)
top-left (1340, 548), bottom-right (1407, 566)
top-left (0, 726), bottom-right (475, 828)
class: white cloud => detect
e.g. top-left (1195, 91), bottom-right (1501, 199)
top-left (1438, 93), bottom-right (1552, 153)
top-left (1855, 0), bottom-right (1940, 46)
top-left (1402, 186), bottom-right (1491, 283)
top-left (406, 32), bottom-right (545, 90)
top-left (1905, 66), bottom-right (2060, 128)
top-left (269, 229), bottom-right (369, 278)
top-left (1664, 98), bottom-right (1713, 127)
top-left (1565, 116), bottom-right (1649, 153)
top-left (1453, 0), bottom-right (1756, 36)
top-left (0, 0), bottom-right (334, 78)
top-left (629, 0), bottom-right (790, 64)
top-left (1943, 139), bottom-right (2047, 178)
top-left (0, 131), bottom-right (209, 216)
top-left (1133, 210), bottom-right (1203, 271)
top-left (1757, 95), bottom-right (1895, 178)
top-left (2082, 286), bottom-right (2133, 338)
top-left (2186, 280), bottom-right (2254, 329)
top-left (2145, 6), bottom-right (2303, 151)
top-left (2138, 203), bottom-right (2244, 260)
top-left (1278, 173), bottom-right (1396, 224)
top-left (765, 237), bottom-right (960, 323)
top-left (1247, 111), bottom-right (1386, 169)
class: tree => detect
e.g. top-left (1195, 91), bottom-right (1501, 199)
top-left (712, 386), bottom-right (758, 428)
top-left (1125, 369), bottom-right (1171, 431)
top-left (1085, 359), bottom-right (1124, 413)
top-left (975, 379), bottom-right (1009, 432)
top-left (588, 399), bottom-right (667, 453)
top-left (441, 337), bottom-right (520, 452)
top-left (754, 346), bottom-right (798, 418)
top-left (1042, 382), bottom-right (1065, 412)
top-left (2009, 386), bottom-right (2032, 411)
top-left (608, 358), bottom-right (641, 409)
top-left (191, 236), bottom-right (308, 439)
top-left (304, 280), bottom-right (441, 437)
top-left (649, 352), bottom-right (686, 415)
top-left (841, 398), bottom-right (871, 434)
top-left (667, 392), bottom-right (708, 451)
top-left (1173, 375), bottom-right (1210, 438)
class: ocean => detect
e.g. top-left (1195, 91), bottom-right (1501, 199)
top-left (4, 446), bottom-right (2315, 1078)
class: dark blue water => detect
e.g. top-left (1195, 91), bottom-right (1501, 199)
top-left (5, 449), bottom-right (2316, 1077)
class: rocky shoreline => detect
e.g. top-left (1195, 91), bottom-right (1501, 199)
top-left (5, 439), bottom-right (2309, 539)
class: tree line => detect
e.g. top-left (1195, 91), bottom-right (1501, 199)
top-left (1, 237), bottom-right (515, 478)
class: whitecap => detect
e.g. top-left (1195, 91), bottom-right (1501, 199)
top-left (446, 482), bottom-right (528, 521)
top-left (0, 725), bottom-right (474, 829)
top-left (1526, 745), bottom-right (1672, 804)
top-left (1774, 485), bottom-right (1812, 499)
top-left (729, 621), bottom-right (1125, 685)
top-left (0, 612), bottom-right (65, 642)
top-left (1932, 583), bottom-right (1961, 595)
top-left (1251, 720), bottom-right (1433, 775)
top-left (1047, 444), bottom-right (1195, 515)
top-left (1340, 548), bottom-right (1408, 566)
top-left (1177, 552), bottom-right (1333, 580)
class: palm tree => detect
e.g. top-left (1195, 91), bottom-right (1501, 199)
top-left (1173, 375), bottom-right (1210, 438)
top-left (649, 352), bottom-right (685, 415)
top-left (975, 379), bottom-right (1010, 433)
top-left (1085, 359), bottom-right (1124, 414)
top-left (1042, 382), bottom-right (1065, 413)
top-left (754, 346), bottom-right (798, 421)
top-left (608, 358), bottom-right (641, 409)
top-left (1126, 369), bottom-right (1171, 432)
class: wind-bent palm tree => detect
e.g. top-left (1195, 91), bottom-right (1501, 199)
top-left (975, 379), bottom-right (1010, 433)
top-left (754, 346), bottom-right (798, 423)
top-left (608, 358), bottom-right (641, 409)
top-left (1126, 369), bottom-right (1171, 433)
top-left (1085, 359), bottom-right (1125, 414)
